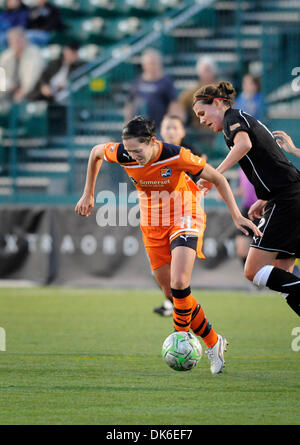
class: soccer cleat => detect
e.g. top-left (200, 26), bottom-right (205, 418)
top-left (205, 334), bottom-right (228, 375)
top-left (153, 299), bottom-right (173, 317)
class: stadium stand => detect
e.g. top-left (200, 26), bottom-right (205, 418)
top-left (0, 0), bottom-right (300, 203)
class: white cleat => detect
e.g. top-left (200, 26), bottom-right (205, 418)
top-left (205, 334), bottom-right (228, 375)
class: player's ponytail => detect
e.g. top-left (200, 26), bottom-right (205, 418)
top-left (122, 116), bottom-right (156, 143)
top-left (217, 81), bottom-right (236, 100)
top-left (193, 81), bottom-right (236, 106)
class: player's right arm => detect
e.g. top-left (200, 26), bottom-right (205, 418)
top-left (75, 144), bottom-right (105, 217)
top-left (197, 131), bottom-right (252, 194)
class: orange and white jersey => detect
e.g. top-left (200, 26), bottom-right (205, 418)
top-left (103, 140), bottom-right (206, 230)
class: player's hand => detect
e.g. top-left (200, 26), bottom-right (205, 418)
top-left (248, 199), bottom-right (267, 221)
top-left (233, 214), bottom-right (263, 237)
top-left (196, 178), bottom-right (213, 195)
top-left (273, 130), bottom-right (296, 154)
top-left (75, 194), bottom-right (94, 217)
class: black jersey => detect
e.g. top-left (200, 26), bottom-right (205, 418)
top-left (223, 108), bottom-right (300, 200)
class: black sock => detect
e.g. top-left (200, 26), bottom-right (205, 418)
top-left (266, 267), bottom-right (300, 316)
top-left (266, 267), bottom-right (300, 294)
top-left (285, 295), bottom-right (300, 316)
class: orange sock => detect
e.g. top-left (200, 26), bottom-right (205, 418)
top-left (171, 288), bottom-right (218, 348)
top-left (190, 296), bottom-right (218, 348)
top-left (171, 287), bottom-right (193, 332)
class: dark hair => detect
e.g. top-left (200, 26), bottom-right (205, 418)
top-left (122, 116), bottom-right (156, 143)
top-left (193, 81), bottom-right (236, 106)
top-left (64, 40), bottom-right (80, 51)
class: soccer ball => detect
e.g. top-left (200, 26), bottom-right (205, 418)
top-left (162, 331), bottom-right (202, 371)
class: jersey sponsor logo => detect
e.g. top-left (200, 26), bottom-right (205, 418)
top-left (130, 176), bottom-right (138, 185)
top-left (161, 167), bottom-right (172, 178)
top-left (109, 144), bottom-right (117, 152)
top-left (229, 123), bottom-right (241, 131)
top-left (140, 179), bottom-right (171, 187)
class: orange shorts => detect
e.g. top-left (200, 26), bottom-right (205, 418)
top-left (141, 215), bottom-right (206, 270)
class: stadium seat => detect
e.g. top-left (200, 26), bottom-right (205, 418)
top-left (78, 44), bottom-right (103, 62)
top-left (125, 0), bottom-right (168, 16)
top-left (86, 0), bottom-right (131, 16)
top-left (0, 176), bottom-right (51, 195)
top-left (40, 44), bottom-right (63, 64)
top-left (101, 17), bottom-right (143, 41)
top-left (66, 17), bottom-right (105, 43)
top-left (21, 102), bottom-right (48, 138)
top-left (52, 0), bottom-right (84, 18)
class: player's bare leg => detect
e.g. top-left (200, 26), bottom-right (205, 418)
top-left (236, 234), bottom-right (251, 265)
top-left (170, 245), bottom-right (196, 290)
top-left (152, 264), bottom-right (173, 316)
top-left (275, 258), bottom-right (295, 273)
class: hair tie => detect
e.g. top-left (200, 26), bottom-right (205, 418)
top-left (193, 96), bottom-right (231, 105)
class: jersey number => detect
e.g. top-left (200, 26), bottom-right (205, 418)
top-left (180, 216), bottom-right (192, 229)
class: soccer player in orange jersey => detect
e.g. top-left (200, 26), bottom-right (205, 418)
top-left (153, 114), bottom-right (206, 317)
top-left (75, 115), bottom-right (262, 374)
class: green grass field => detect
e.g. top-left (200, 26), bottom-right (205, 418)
top-left (0, 287), bottom-right (299, 425)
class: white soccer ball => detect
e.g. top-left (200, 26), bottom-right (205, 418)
top-left (162, 331), bottom-right (202, 371)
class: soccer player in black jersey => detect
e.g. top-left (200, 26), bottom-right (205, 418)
top-left (193, 81), bottom-right (300, 316)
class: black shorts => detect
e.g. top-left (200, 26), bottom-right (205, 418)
top-left (250, 183), bottom-right (300, 259)
top-left (170, 235), bottom-right (198, 252)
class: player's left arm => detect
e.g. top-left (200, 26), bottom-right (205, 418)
top-left (200, 163), bottom-right (263, 237)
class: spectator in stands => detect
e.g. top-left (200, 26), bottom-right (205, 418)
top-left (0, 27), bottom-right (44, 102)
top-left (28, 40), bottom-right (83, 103)
top-left (234, 74), bottom-right (264, 120)
top-left (124, 48), bottom-right (177, 129)
top-left (26, 0), bottom-right (64, 47)
top-left (172, 56), bottom-right (218, 150)
top-left (159, 114), bottom-right (206, 160)
top-left (0, 0), bottom-right (28, 49)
